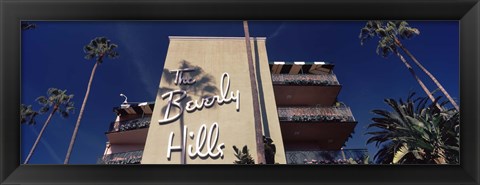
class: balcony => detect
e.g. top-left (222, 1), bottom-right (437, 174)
top-left (271, 74), bottom-right (341, 106)
top-left (286, 149), bottom-right (369, 164)
top-left (278, 106), bottom-right (357, 150)
top-left (106, 116), bottom-right (151, 144)
top-left (108, 116), bottom-right (151, 133)
top-left (97, 150), bottom-right (143, 164)
top-left (271, 74), bottom-right (339, 86)
top-left (277, 106), bottom-right (355, 123)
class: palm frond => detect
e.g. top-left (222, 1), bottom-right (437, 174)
top-left (35, 87), bottom-right (75, 119)
top-left (20, 104), bottom-right (39, 125)
top-left (393, 143), bottom-right (410, 164)
top-left (35, 96), bottom-right (48, 105)
top-left (84, 37), bottom-right (119, 63)
top-left (359, 20), bottom-right (420, 59)
top-left (39, 106), bottom-right (50, 114)
top-left (367, 92), bottom-right (460, 164)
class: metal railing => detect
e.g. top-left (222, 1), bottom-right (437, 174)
top-left (277, 106), bottom-right (355, 122)
top-left (97, 150), bottom-right (143, 164)
top-left (286, 149), bottom-right (369, 164)
top-left (271, 74), bottom-right (340, 86)
top-left (108, 116), bottom-right (151, 133)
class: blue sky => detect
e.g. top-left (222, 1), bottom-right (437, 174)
top-left (21, 21), bottom-right (459, 164)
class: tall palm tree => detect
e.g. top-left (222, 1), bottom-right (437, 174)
top-left (394, 21), bottom-right (459, 111)
top-left (360, 21), bottom-right (459, 111)
top-left (243, 20), bottom-right (266, 164)
top-left (24, 88), bottom-right (75, 164)
top-left (360, 21), bottom-right (439, 109)
top-left (64, 37), bottom-right (118, 164)
top-left (20, 104), bottom-right (39, 125)
top-left (366, 92), bottom-right (459, 164)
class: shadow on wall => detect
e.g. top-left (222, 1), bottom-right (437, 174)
top-left (157, 60), bottom-right (220, 164)
top-left (158, 60), bottom-right (220, 118)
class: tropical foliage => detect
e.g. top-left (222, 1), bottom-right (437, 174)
top-left (20, 104), bottom-right (39, 125)
top-left (360, 21), bottom-right (419, 57)
top-left (367, 92), bottom-right (459, 164)
top-left (233, 145), bottom-right (255, 164)
top-left (359, 20), bottom-right (459, 111)
top-left (36, 88), bottom-right (75, 117)
top-left (64, 37), bottom-right (119, 164)
top-left (83, 37), bottom-right (119, 63)
top-left (359, 20), bottom-right (438, 107)
top-left (24, 88), bottom-right (75, 164)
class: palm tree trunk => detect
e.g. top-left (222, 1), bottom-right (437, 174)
top-left (64, 62), bottom-right (99, 164)
top-left (180, 116), bottom-right (186, 164)
top-left (394, 51), bottom-right (442, 110)
top-left (243, 20), bottom-right (266, 164)
top-left (24, 108), bottom-right (57, 164)
top-left (395, 39), bottom-right (459, 111)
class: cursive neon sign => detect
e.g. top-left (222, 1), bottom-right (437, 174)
top-left (159, 68), bottom-right (239, 160)
top-left (159, 71), bottom-right (240, 124)
top-left (167, 122), bottom-right (225, 159)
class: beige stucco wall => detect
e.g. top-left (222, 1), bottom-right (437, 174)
top-left (141, 36), bottom-right (286, 164)
top-left (253, 39), bottom-right (287, 164)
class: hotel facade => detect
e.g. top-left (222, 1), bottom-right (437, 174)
top-left (98, 36), bottom-right (368, 164)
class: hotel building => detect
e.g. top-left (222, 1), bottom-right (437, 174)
top-left (98, 36), bottom-right (368, 164)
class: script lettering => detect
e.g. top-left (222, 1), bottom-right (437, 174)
top-left (167, 122), bottom-right (225, 160)
top-left (159, 72), bottom-right (240, 124)
top-left (159, 90), bottom-right (186, 123)
top-left (170, 68), bottom-right (196, 85)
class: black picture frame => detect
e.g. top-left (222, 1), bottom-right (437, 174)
top-left (1, 0), bottom-right (479, 184)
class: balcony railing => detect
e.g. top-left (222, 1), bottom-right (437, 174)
top-left (108, 116), bottom-right (151, 133)
top-left (97, 150), bottom-right (143, 164)
top-left (286, 149), bottom-right (369, 164)
top-left (271, 74), bottom-right (340, 86)
top-left (277, 106), bottom-right (355, 122)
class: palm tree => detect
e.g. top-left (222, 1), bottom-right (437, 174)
top-left (24, 88), bottom-right (75, 164)
top-left (64, 37), bottom-right (118, 164)
top-left (232, 145), bottom-right (255, 164)
top-left (243, 20), bottom-right (266, 164)
top-left (360, 21), bottom-right (439, 109)
top-left (366, 92), bottom-right (459, 164)
top-left (20, 104), bottom-right (39, 125)
top-left (360, 21), bottom-right (459, 111)
top-left (371, 142), bottom-right (396, 164)
top-left (395, 21), bottom-right (459, 111)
